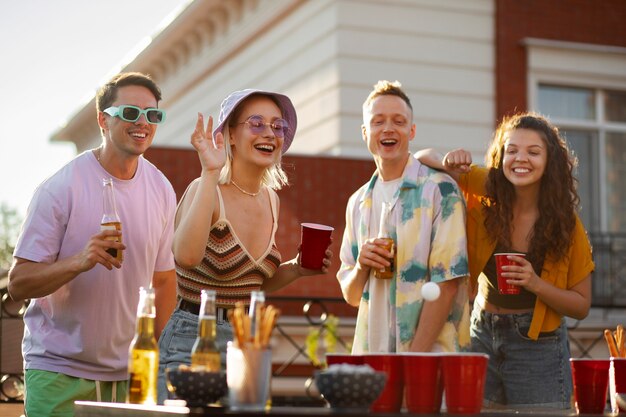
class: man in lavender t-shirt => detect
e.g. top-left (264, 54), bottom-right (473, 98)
top-left (9, 72), bottom-right (176, 417)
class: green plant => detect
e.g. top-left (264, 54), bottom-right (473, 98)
top-left (0, 202), bottom-right (22, 271)
top-left (305, 328), bottom-right (321, 367)
top-left (304, 314), bottom-right (340, 367)
top-left (323, 314), bottom-right (339, 355)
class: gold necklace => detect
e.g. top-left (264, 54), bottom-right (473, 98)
top-left (231, 180), bottom-right (261, 197)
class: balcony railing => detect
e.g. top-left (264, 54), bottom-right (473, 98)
top-left (0, 280), bottom-right (25, 403)
top-left (2, 231), bottom-right (625, 405)
top-left (589, 232), bottom-right (626, 307)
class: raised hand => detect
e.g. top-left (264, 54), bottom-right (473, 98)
top-left (191, 113), bottom-right (226, 173)
top-left (442, 149), bottom-right (472, 173)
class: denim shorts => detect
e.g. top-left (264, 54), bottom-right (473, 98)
top-left (157, 307), bottom-right (233, 404)
top-left (470, 306), bottom-right (573, 409)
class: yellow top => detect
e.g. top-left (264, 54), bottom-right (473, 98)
top-left (458, 166), bottom-right (595, 339)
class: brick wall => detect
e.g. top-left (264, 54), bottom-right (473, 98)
top-left (495, 0), bottom-right (626, 120)
top-left (145, 148), bottom-right (376, 316)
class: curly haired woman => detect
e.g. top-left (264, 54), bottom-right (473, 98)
top-left (417, 112), bottom-right (594, 409)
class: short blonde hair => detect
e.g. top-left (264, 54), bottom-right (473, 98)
top-left (362, 80), bottom-right (413, 117)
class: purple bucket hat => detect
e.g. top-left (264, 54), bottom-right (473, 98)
top-left (213, 89), bottom-right (297, 153)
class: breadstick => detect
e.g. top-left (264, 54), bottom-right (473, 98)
top-left (618, 325), bottom-right (625, 358)
top-left (254, 305), bottom-right (266, 348)
top-left (234, 302), bottom-right (246, 343)
top-left (244, 314), bottom-right (251, 344)
top-left (267, 307), bottom-right (280, 339)
top-left (605, 329), bottom-right (619, 357)
top-left (230, 309), bottom-right (243, 347)
top-left (234, 306), bottom-right (247, 347)
top-left (261, 306), bottom-right (277, 347)
top-left (256, 312), bottom-right (265, 348)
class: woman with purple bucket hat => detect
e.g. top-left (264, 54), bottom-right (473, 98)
top-left (156, 89), bottom-right (333, 403)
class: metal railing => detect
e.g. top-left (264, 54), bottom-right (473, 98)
top-left (1, 232), bottom-right (625, 404)
top-left (589, 232), bottom-right (626, 307)
top-left (267, 296), bottom-right (353, 376)
top-left (0, 284), bottom-right (26, 403)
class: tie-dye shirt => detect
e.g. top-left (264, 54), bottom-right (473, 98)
top-left (337, 155), bottom-right (470, 352)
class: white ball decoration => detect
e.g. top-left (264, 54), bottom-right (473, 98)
top-left (421, 282), bottom-right (440, 301)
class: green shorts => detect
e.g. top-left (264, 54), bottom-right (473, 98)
top-left (25, 369), bottom-right (127, 417)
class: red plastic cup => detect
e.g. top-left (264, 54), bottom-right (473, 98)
top-left (364, 354), bottom-right (404, 413)
top-left (403, 353), bottom-right (443, 414)
top-left (300, 223), bottom-right (333, 269)
top-left (494, 253), bottom-right (526, 295)
top-left (325, 353), bottom-right (363, 366)
top-left (610, 358), bottom-right (626, 413)
top-left (570, 358), bottom-right (610, 414)
top-left (441, 353), bottom-right (488, 414)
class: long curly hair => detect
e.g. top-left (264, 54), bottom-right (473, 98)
top-left (483, 112), bottom-right (580, 266)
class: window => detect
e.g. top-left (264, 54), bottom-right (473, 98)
top-left (536, 84), bottom-right (626, 234)
top-left (526, 39), bottom-right (626, 306)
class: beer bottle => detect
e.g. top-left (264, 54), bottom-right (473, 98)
top-left (248, 291), bottom-right (271, 410)
top-left (374, 202), bottom-right (396, 279)
top-left (190, 290), bottom-right (220, 371)
top-left (249, 290), bottom-right (266, 346)
top-left (101, 177), bottom-right (123, 262)
top-left (127, 287), bottom-right (158, 405)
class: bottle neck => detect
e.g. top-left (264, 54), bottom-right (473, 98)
top-left (249, 291), bottom-right (265, 341)
top-left (198, 289), bottom-right (217, 340)
top-left (135, 315), bottom-right (155, 337)
top-left (197, 317), bottom-right (216, 340)
top-left (378, 202), bottom-right (392, 238)
top-left (135, 287), bottom-right (156, 338)
top-left (102, 180), bottom-right (120, 223)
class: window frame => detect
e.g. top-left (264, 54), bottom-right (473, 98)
top-left (525, 38), bottom-right (626, 233)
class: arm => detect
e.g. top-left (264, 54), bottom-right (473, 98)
top-left (338, 238), bottom-right (394, 306)
top-left (336, 197), bottom-right (393, 306)
top-left (410, 278), bottom-right (460, 351)
top-left (532, 274), bottom-right (590, 320)
top-left (504, 218), bottom-right (594, 320)
top-left (503, 256), bottom-right (591, 320)
top-left (173, 114), bottom-right (226, 268)
top-left (7, 229), bottom-right (125, 301)
top-left (414, 148), bottom-right (472, 182)
top-left (338, 265), bottom-right (370, 307)
top-left (260, 250), bottom-right (333, 293)
top-left (153, 269), bottom-right (176, 340)
top-left (261, 194), bottom-right (334, 293)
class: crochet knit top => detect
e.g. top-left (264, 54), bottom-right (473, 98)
top-left (175, 186), bottom-right (281, 306)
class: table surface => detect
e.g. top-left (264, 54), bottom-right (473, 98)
top-left (74, 401), bottom-right (588, 417)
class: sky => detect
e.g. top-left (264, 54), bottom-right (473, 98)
top-left (0, 0), bottom-right (192, 219)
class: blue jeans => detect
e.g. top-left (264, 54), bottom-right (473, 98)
top-left (470, 306), bottom-right (573, 409)
top-left (157, 308), bottom-right (233, 404)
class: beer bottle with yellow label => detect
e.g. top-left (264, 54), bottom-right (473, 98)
top-left (127, 287), bottom-right (158, 405)
top-left (101, 177), bottom-right (123, 262)
top-left (191, 290), bottom-right (220, 371)
top-left (374, 202), bottom-right (396, 279)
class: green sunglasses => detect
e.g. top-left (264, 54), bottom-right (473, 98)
top-left (103, 105), bottom-right (166, 124)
